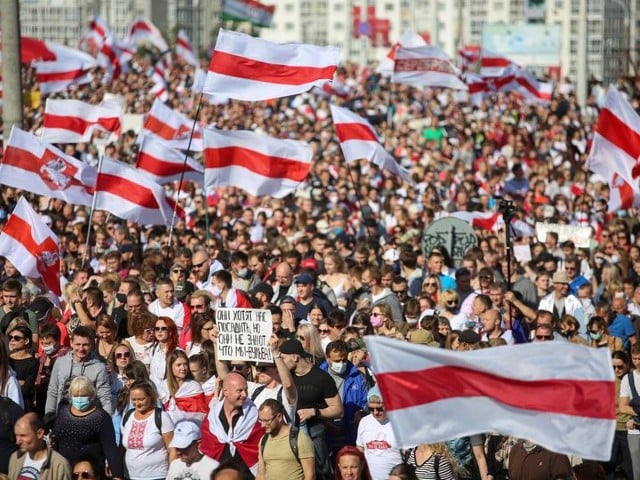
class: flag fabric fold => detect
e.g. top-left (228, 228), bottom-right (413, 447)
top-left (42, 99), bottom-right (122, 143)
top-left (140, 98), bottom-right (203, 150)
top-left (176, 30), bottom-right (198, 66)
top-left (95, 158), bottom-right (183, 226)
top-left (330, 104), bottom-right (412, 183)
top-left (0, 197), bottom-right (61, 295)
top-left (126, 16), bottom-right (169, 52)
top-left (392, 45), bottom-right (467, 90)
top-left (365, 335), bottom-right (616, 460)
top-left (203, 29), bottom-right (340, 101)
top-left (221, 0), bottom-right (275, 27)
top-left (136, 134), bottom-right (204, 184)
top-left (203, 127), bottom-right (312, 198)
top-left (587, 87), bottom-right (640, 211)
top-left (0, 127), bottom-right (96, 206)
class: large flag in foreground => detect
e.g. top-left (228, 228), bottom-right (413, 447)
top-left (42, 99), bottom-right (121, 143)
top-left (330, 104), bottom-right (412, 183)
top-left (0, 197), bottom-right (61, 295)
top-left (203, 29), bottom-right (340, 101)
top-left (365, 336), bottom-right (615, 460)
top-left (203, 127), bottom-right (311, 198)
top-left (0, 127), bottom-right (96, 206)
top-left (136, 134), bottom-right (204, 185)
top-left (95, 159), bottom-right (183, 227)
top-left (392, 45), bottom-right (467, 90)
top-left (587, 87), bottom-right (640, 211)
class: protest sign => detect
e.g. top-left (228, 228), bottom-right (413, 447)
top-left (216, 308), bottom-right (273, 362)
top-left (535, 222), bottom-right (592, 249)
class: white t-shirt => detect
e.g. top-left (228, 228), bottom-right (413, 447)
top-left (148, 300), bottom-right (187, 334)
top-left (17, 453), bottom-right (47, 480)
top-left (356, 414), bottom-right (402, 480)
top-left (248, 381), bottom-right (296, 423)
top-left (149, 345), bottom-right (168, 389)
top-left (167, 455), bottom-right (220, 480)
top-left (620, 371), bottom-right (640, 435)
top-left (122, 410), bottom-right (175, 479)
top-left (126, 336), bottom-right (153, 368)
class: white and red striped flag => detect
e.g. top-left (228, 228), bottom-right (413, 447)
top-left (203, 29), bottom-right (340, 101)
top-left (0, 197), bottom-right (61, 295)
top-left (450, 211), bottom-right (501, 231)
top-left (464, 73), bottom-right (490, 106)
top-left (0, 126), bottom-right (96, 206)
top-left (79, 15), bottom-right (110, 53)
top-left (203, 127), bottom-right (312, 198)
top-left (35, 60), bottom-right (95, 94)
top-left (42, 99), bottom-right (122, 143)
top-left (330, 104), bottom-right (412, 183)
top-left (376, 31), bottom-right (428, 76)
top-left (587, 87), bottom-right (640, 211)
top-left (127, 16), bottom-right (169, 52)
top-left (136, 134), bottom-right (204, 185)
top-left (141, 98), bottom-right (202, 143)
top-left (365, 336), bottom-right (615, 460)
top-left (97, 35), bottom-right (134, 81)
top-left (480, 49), bottom-right (518, 77)
top-left (176, 29), bottom-right (198, 67)
top-left (392, 45), bottom-right (467, 90)
top-left (95, 158), bottom-right (183, 226)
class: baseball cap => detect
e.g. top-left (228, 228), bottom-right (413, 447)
top-left (300, 258), bottom-right (318, 271)
top-left (459, 330), bottom-right (480, 345)
top-left (30, 297), bottom-right (54, 323)
top-left (552, 271), bottom-right (570, 284)
top-left (169, 421), bottom-right (201, 449)
top-left (174, 281), bottom-right (194, 300)
top-left (280, 339), bottom-right (306, 356)
top-left (408, 329), bottom-right (440, 347)
top-left (295, 273), bottom-right (315, 285)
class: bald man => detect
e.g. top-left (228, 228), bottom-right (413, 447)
top-left (191, 250), bottom-right (224, 294)
top-left (9, 413), bottom-right (71, 479)
top-left (271, 263), bottom-right (297, 305)
top-left (200, 373), bottom-right (265, 479)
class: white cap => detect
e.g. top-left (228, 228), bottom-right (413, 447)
top-left (383, 248), bottom-right (399, 263)
top-left (169, 421), bottom-right (201, 449)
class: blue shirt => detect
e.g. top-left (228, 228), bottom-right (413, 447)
top-left (609, 314), bottom-right (636, 350)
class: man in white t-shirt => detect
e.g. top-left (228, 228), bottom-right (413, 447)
top-left (148, 277), bottom-right (191, 336)
top-left (356, 386), bottom-right (402, 480)
top-left (168, 421), bottom-right (219, 480)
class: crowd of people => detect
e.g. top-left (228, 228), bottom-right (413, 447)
top-left (0, 39), bottom-right (639, 480)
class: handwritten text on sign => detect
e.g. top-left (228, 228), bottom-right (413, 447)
top-left (216, 308), bottom-right (273, 362)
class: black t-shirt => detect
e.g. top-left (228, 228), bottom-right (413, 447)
top-left (0, 397), bottom-right (23, 474)
top-left (293, 366), bottom-right (338, 426)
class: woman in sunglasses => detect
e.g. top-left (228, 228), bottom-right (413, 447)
top-left (7, 324), bottom-right (37, 410)
top-left (421, 274), bottom-right (442, 305)
top-left (113, 360), bottom-right (153, 445)
top-left (107, 341), bottom-right (135, 405)
top-left (158, 350), bottom-right (208, 424)
top-left (296, 323), bottom-right (325, 366)
top-left (72, 453), bottom-right (108, 480)
top-left (370, 304), bottom-right (404, 340)
top-left (149, 317), bottom-right (179, 387)
top-left (437, 290), bottom-right (468, 332)
top-left (185, 311), bottom-right (215, 357)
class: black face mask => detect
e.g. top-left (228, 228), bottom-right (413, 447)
top-left (116, 293), bottom-right (127, 304)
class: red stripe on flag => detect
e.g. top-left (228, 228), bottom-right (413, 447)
top-left (376, 365), bottom-right (615, 420)
top-left (137, 152), bottom-right (198, 176)
top-left (144, 116), bottom-right (179, 140)
top-left (482, 57), bottom-right (511, 67)
top-left (96, 172), bottom-right (160, 209)
top-left (334, 123), bottom-right (378, 142)
top-left (204, 146), bottom-right (309, 181)
top-left (210, 51), bottom-right (337, 86)
top-left (36, 69), bottom-right (90, 82)
top-left (44, 113), bottom-right (120, 135)
top-left (596, 107), bottom-right (640, 162)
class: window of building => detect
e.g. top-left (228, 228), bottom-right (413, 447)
top-left (334, 22), bottom-right (344, 30)
top-left (385, 2), bottom-right (394, 10)
top-left (285, 22), bottom-right (295, 30)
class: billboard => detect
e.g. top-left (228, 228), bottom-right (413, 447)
top-left (481, 23), bottom-right (561, 67)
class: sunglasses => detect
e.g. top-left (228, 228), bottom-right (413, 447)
top-left (370, 406), bottom-right (385, 412)
top-left (613, 365), bottom-right (626, 370)
top-left (116, 352), bottom-right (131, 359)
top-left (73, 472), bottom-right (95, 480)
top-left (172, 269), bottom-right (185, 274)
top-left (230, 364), bottom-right (248, 371)
top-left (296, 335), bottom-right (306, 341)
top-left (447, 301), bottom-right (458, 306)
top-left (191, 260), bottom-right (207, 269)
top-left (425, 282), bottom-right (438, 287)
top-left (144, 328), bottom-right (154, 334)
top-left (318, 329), bottom-right (330, 334)
top-left (535, 335), bottom-right (553, 341)
top-left (190, 303), bottom-right (206, 309)
top-left (8, 335), bottom-right (25, 341)
top-left (154, 326), bottom-right (168, 332)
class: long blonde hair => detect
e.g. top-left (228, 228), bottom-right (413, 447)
top-left (421, 443), bottom-right (466, 478)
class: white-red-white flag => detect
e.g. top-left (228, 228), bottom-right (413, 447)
top-left (450, 211), bottom-right (502, 231)
top-left (365, 336), bottom-right (615, 460)
top-left (464, 73), bottom-right (490, 106)
top-left (203, 127), bottom-right (312, 198)
top-left (330, 104), bottom-right (412, 183)
top-left (376, 31), bottom-right (428, 76)
top-left (587, 87), bottom-right (640, 211)
top-left (35, 60), bottom-right (95, 94)
top-left (136, 134), bottom-right (204, 185)
top-left (94, 158), bottom-right (183, 226)
top-left (97, 35), bottom-right (134, 81)
top-left (79, 15), bottom-right (110, 54)
top-left (392, 45), bottom-right (467, 90)
top-left (457, 44), bottom-right (481, 69)
top-left (176, 30), bottom-right (198, 67)
top-left (0, 126), bottom-right (96, 206)
top-left (42, 99), bottom-right (122, 143)
top-left (0, 197), bottom-right (61, 295)
top-left (203, 29), bottom-right (340, 101)
top-left (126, 16), bottom-right (169, 52)
top-left (140, 98), bottom-right (203, 146)
top-left (480, 49), bottom-right (518, 77)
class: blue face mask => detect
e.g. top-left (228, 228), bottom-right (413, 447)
top-left (71, 396), bottom-right (91, 411)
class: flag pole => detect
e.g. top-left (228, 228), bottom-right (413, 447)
top-left (167, 92), bottom-right (205, 251)
top-left (81, 153), bottom-right (105, 270)
top-left (344, 159), bottom-right (375, 233)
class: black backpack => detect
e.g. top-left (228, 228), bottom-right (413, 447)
top-left (0, 396), bottom-right (20, 443)
top-left (121, 407), bottom-right (163, 445)
top-left (260, 425), bottom-right (300, 463)
top-left (251, 386), bottom-right (291, 423)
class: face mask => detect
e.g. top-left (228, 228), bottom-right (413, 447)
top-left (98, 264), bottom-right (106, 273)
top-left (330, 361), bottom-right (347, 375)
top-left (116, 293), bottom-right (127, 304)
top-left (556, 205), bottom-right (567, 214)
top-left (406, 317), bottom-right (418, 326)
top-left (236, 268), bottom-right (249, 278)
top-left (211, 286), bottom-right (222, 297)
top-left (370, 315), bottom-right (384, 328)
top-left (611, 255), bottom-right (619, 264)
top-left (329, 195), bottom-right (339, 204)
top-left (590, 331), bottom-right (602, 341)
top-left (71, 396), bottom-right (91, 411)
top-left (43, 344), bottom-right (57, 356)
top-left (320, 336), bottom-right (332, 351)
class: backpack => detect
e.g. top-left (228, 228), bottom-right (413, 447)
top-left (251, 386), bottom-right (291, 423)
top-left (121, 407), bottom-right (163, 445)
top-left (260, 425), bottom-right (300, 463)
